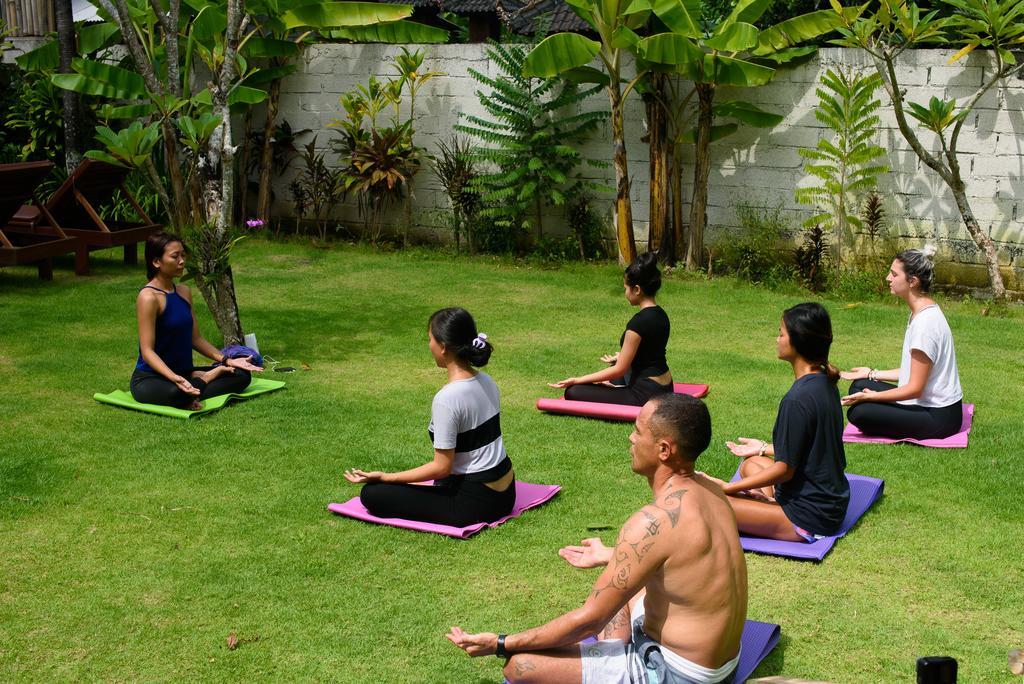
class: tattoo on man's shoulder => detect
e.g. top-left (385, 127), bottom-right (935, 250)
top-left (656, 488), bottom-right (687, 527)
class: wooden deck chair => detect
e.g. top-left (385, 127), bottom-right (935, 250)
top-left (0, 161), bottom-right (81, 281)
top-left (9, 158), bottom-right (161, 275)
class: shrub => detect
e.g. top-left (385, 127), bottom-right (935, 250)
top-left (566, 192), bottom-right (609, 260)
top-left (456, 41), bottom-right (607, 244)
top-left (794, 224), bottom-right (829, 292)
top-left (712, 203), bottom-right (795, 286)
top-left (432, 135), bottom-right (480, 253)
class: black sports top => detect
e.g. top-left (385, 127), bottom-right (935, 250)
top-left (772, 372), bottom-right (850, 536)
top-left (619, 305), bottom-right (670, 381)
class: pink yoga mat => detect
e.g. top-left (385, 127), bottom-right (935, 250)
top-left (536, 383), bottom-right (710, 422)
top-left (328, 481), bottom-right (561, 539)
top-left (843, 403), bottom-right (974, 448)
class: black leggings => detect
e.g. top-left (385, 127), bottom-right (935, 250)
top-left (564, 376), bottom-right (673, 407)
top-left (130, 366), bottom-right (252, 408)
top-left (360, 475), bottom-right (516, 528)
top-left (846, 379), bottom-right (963, 440)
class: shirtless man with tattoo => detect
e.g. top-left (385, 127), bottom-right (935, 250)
top-left (447, 393), bottom-right (748, 683)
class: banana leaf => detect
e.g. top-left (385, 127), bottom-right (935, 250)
top-left (522, 33), bottom-right (601, 78)
top-left (281, 2), bottom-right (411, 30)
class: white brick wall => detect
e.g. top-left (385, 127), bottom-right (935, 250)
top-left (8, 37), bottom-right (1020, 285)
top-left (269, 44), bottom-right (1022, 285)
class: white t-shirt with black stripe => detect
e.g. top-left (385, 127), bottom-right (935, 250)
top-left (429, 372), bottom-right (507, 475)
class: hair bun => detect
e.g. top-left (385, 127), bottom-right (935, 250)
top-left (625, 251), bottom-right (662, 296)
top-left (921, 243), bottom-right (937, 260)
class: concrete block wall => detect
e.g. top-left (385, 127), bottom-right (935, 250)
top-left (269, 44), bottom-right (1024, 288)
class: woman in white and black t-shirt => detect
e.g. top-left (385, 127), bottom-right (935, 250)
top-left (841, 247), bottom-right (964, 440)
top-left (549, 252), bottom-right (673, 406)
top-left (715, 303), bottom-right (849, 542)
top-left (343, 308), bottom-right (515, 527)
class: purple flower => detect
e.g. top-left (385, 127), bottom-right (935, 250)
top-left (246, 218), bottom-right (265, 228)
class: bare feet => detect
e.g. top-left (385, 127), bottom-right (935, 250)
top-left (192, 366), bottom-right (230, 384)
top-left (187, 400), bottom-right (203, 411)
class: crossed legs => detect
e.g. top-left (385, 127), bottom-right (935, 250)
top-left (723, 457), bottom-right (804, 543)
top-left (502, 593), bottom-right (642, 684)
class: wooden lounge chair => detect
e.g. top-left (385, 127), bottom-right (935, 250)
top-left (9, 158), bottom-right (161, 275)
top-left (0, 161), bottom-right (81, 281)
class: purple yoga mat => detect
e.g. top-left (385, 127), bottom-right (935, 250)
top-left (732, 468), bottom-right (885, 561)
top-left (503, 620), bottom-right (780, 683)
top-left (327, 481), bottom-right (561, 539)
top-left (843, 403), bottom-right (974, 448)
top-left (736, 620), bottom-right (782, 682)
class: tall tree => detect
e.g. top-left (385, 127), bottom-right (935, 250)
top-left (832, 0), bottom-right (1022, 300)
top-left (636, 0), bottom-right (861, 269)
top-left (53, 0), bottom-right (82, 173)
top-left (523, 1), bottom-right (653, 264)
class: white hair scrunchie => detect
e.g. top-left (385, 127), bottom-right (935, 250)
top-left (471, 332), bottom-right (489, 350)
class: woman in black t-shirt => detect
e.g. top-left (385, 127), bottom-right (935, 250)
top-left (715, 303), bottom-right (849, 541)
top-left (549, 252), bottom-right (673, 406)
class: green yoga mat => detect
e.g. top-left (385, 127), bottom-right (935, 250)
top-left (94, 377), bottom-right (286, 418)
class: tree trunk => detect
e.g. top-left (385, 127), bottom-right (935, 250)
top-left (54, 0), bottom-right (81, 174)
top-left (645, 72), bottom-right (668, 255)
top-left (534, 193), bottom-right (543, 243)
top-left (950, 176), bottom-right (1006, 300)
top-left (669, 143), bottom-right (684, 266)
top-left (608, 86), bottom-right (636, 265)
top-left (238, 107), bottom-right (253, 225)
top-left (255, 75), bottom-right (282, 225)
top-left (196, 268), bottom-right (244, 346)
top-left (686, 84), bottom-right (714, 271)
top-left (873, 52), bottom-right (1007, 299)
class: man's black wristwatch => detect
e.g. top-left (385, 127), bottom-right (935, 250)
top-left (495, 634), bottom-right (509, 659)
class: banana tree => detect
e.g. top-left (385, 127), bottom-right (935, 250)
top-left (242, 1), bottom-right (445, 227)
top-left (522, 0), bottom-right (653, 264)
top-left (635, 0), bottom-right (863, 269)
top-left (832, 0), bottom-right (1022, 300)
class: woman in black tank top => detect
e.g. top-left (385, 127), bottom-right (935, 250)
top-left (549, 252), bottom-right (673, 407)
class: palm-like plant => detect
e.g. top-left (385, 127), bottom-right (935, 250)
top-left (432, 135), bottom-right (480, 253)
top-left (344, 123), bottom-right (422, 244)
top-left (457, 41), bottom-right (607, 244)
top-left (522, 0), bottom-right (653, 263)
top-left (795, 67), bottom-right (888, 272)
top-left (634, 0), bottom-right (864, 269)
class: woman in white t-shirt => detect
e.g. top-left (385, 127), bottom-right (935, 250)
top-left (343, 308), bottom-right (516, 526)
top-left (841, 246), bottom-right (964, 439)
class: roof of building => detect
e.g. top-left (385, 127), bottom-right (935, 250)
top-left (377, 0), bottom-right (590, 33)
top-left (497, 0), bottom-right (590, 34)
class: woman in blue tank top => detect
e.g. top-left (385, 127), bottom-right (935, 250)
top-left (131, 232), bottom-right (262, 410)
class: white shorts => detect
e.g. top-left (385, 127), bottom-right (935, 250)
top-left (580, 602), bottom-right (739, 684)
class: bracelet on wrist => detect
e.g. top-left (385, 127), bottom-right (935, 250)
top-left (868, 368), bottom-right (877, 381)
top-left (757, 441), bottom-right (767, 458)
top-left (495, 634), bottom-right (509, 659)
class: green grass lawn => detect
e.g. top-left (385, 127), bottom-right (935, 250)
top-left (1, 240), bottom-right (1021, 682)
